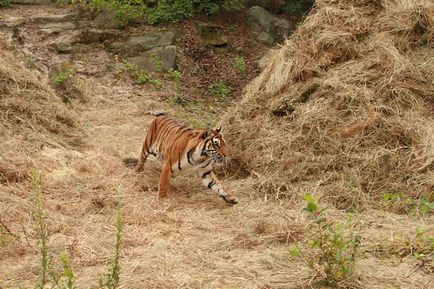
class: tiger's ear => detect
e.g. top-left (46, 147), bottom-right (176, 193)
top-left (215, 126), bottom-right (222, 134)
top-left (202, 129), bottom-right (211, 139)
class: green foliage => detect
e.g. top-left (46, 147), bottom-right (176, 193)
top-left (208, 82), bottom-right (231, 99)
top-left (278, 0), bottom-right (315, 16)
top-left (99, 187), bottom-right (123, 289)
top-left (233, 56), bottom-right (246, 73)
top-left (0, 0), bottom-right (10, 7)
top-left (146, 0), bottom-right (243, 24)
top-left (52, 64), bottom-right (75, 87)
top-left (90, 0), bottom-right (146, 28)
top-left (382, 192), bottom-right (433, 215)
top-left (169, 69), bottom-right (182, 82)
top-left (123, 62), bottom-right (162, 88)
top-left (292, 194), bottom-right (362, 286)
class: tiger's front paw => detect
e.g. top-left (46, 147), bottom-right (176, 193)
top-left (221, 194), bottom-right (238, 205)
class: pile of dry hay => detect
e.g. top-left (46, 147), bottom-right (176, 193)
top-left (0, 47), bottom-right (81, 183)
top-left (223, 0), bottom-right (434, 210)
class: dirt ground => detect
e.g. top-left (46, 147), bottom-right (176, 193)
top-left (0, 3), bottom-right (433, 289)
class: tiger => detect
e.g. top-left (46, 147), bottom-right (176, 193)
top-left (124, 113), bottom-right (238, 204)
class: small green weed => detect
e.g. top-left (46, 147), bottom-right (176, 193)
top-left (290, 194), bottom-right (361, 286)
top-left (123, 62), bottom-right (161, 88)
top-left (169, 69), bottom-right (182, 82)
top-left (208, 82), bottom-right (231, 99)
top-left (382, 192), bottom-right (433, 215)
top-left (99, 187), bottom-right (124, 289)
top-left (52, 64), bottom-right (75, 87)
top-left (32, 171), bottom-right (50, 289)
top-left (233, 56), bottom-right (246, 73)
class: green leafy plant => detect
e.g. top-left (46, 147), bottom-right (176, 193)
top-left (146, 0), bottom-right (243, 24)
top-left (233, 56), bottom-right (246, 73)
top-left (32, 171), bottom-right (50, 289)
top-left (382, 192), bottom-right (434, 215)
top-left (31, 171), bottom-right (77, 289)
top-left (52, 64), bottom-right (75, 87)
top-left (99, 187), bottom-right (124, 289)
top-left (90, 0), bottom-right (146, 28)
top-left (123, 62), bottom-right (162, 88)
top-left (0, 0), bottom-right (10, 7)
top-left (208, 82), bottom-right (231, 99)
top-left (290, 194), bottom-right (362, 286)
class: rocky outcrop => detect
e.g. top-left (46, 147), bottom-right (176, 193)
top-left (247, 6), bottom-right (292, 44)
top-left (40, 22), bottom-right (76, 35)
top-left (109, 31), bottom-right (177, 72)
top-left (109, 31), bottom-right (175, 54)
top-left (128, 46), bottom-right (177, 73)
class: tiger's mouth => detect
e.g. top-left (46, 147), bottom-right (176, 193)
top-left (211, 155), bottom-right (225, 165)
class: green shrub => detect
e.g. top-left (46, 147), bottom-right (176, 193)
top-left (208, 82), bottom-right (231, 99)
top-left (290, 194), bottom-right (362, 286)
top-left (51, 64), bottom-right (75, 87)
top-left (233, 56), bottom-right (246, 73)
top-left (90, 0), bottom-right (146, 27)
top-left (0, 0), bottom-right (10, 8)
top-left (123, 62), bottom-right (162, 88)
top-left (278, 0), bottom-right (315, 16)
top-left (147, 0), bottom-right (243, 24)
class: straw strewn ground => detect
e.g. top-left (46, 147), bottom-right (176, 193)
top-left (0, 1), bottom-right (433, 288)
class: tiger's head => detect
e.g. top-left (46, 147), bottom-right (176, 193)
top-left (201, 127), bottom-right (226, 166)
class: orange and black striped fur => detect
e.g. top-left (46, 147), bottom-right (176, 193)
top-left (126, 113), bottom-right (238, 204)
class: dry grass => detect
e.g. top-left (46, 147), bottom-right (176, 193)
top-left (223, 0), bottom-right (434, 211)
top-left (1, 2), bottom-right (433, 288)
top-left (0, 47), bottom-right (82, 184)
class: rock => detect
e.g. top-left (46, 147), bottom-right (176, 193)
top-left (258, 31), bottom-right (274, 44)
top-left (31, 13), bottom-right (75, 23)
top-left (0, 16), bottom-right (26, 28)
top-left (10, 0), bottom-right (53, 4)
top-left (197, 22), bottom-right (228, 46)
top-left (127, 45), bottom-right (176, 72)
top-left (109, 31), bottom-right (175, 54)
top-left (247, 6), bottom-right (292, 44)
top-left (93, 11), bottom-right (123, 29)
top-left (40, 22), bottom-right (76, 35)
top-left (78, 29), bottom-right (118, 44)
top-left (50, 41), bottom-right (74, 54)
top-left (245, 0), bottom-right (285, 12)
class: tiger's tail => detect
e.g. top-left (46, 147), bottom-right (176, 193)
top-left (123, 158), bottom-right (139, 168)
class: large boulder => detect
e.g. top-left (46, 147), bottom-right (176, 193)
top-left (247, 6), bottom-right (292, 44)
top-left (93, 11), bottom-right (122, 29)
top-left (109, 31), bottom-right (175, 54)
top-left (127, 45), bottom-right (176, 72)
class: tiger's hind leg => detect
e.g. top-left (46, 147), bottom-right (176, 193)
top-left (158, 162), bottom-right (171, 199)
